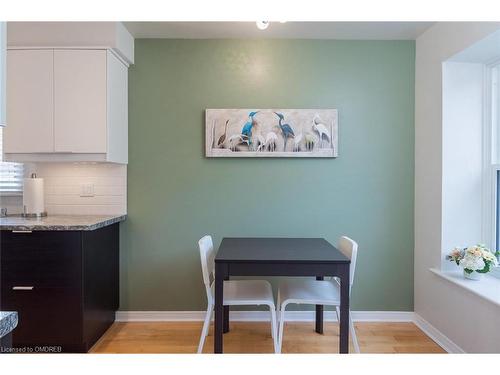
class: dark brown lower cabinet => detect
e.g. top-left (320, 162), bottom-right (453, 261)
top-left (0, 223), bottom-right (119, 353)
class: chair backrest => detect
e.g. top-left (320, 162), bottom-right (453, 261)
top-left (198, 235), bottom-right (216, 304)
top-left (338, 236), bottom-right (359, 290)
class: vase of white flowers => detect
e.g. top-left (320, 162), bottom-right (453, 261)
top-left (446, 245), bottom-right (498, 280)
top-left (464, 270), bottom-right (482, 280)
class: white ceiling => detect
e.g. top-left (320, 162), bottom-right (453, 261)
top-left (124, 22), bottom-right (434, 40)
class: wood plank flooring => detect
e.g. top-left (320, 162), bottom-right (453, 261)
top-left (90, 321), bottom-right (446, 354)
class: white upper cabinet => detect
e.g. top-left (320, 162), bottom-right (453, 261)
top-left (54, 50), bottom-right (107, 153)
top-left (4, 48), bottom-right (128, 164)
top-left (5, 49), bottom-right (54, 153)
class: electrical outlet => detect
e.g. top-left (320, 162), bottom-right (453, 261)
top-left (80, 184), bottom-right (95, 197)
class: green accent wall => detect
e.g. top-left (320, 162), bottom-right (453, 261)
top-left (121, 39), bottom-right (415, 311)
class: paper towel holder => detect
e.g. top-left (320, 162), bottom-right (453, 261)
top-left (21, 173), bottom-right (48, 218)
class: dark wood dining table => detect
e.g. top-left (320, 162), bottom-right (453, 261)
top-left (214, 237), bottom-right (351, 354)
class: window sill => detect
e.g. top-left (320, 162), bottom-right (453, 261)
top-left (430, 268), bottom-right (500, 307)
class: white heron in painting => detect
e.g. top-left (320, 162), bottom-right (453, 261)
top-left (304, 133), bottom-right (316, 151)
top-left (256, 133), bottom-right (266, 151)
top-left (312, 115), bottom-right (330, 148)
top-left (265, 132), bottom-right (278, 152)
top-left (293, 133), bottom-right (303, 152)
top-left (251, 122), bottom-right (266, 151)
top-left (228, 134), bottom-right (249, 151)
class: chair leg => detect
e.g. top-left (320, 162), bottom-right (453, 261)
top-left (277, 303), bottom-right (287, 354)
top-left (276, 288), bottom-right (281, 324)
top-left (349, 313), bottom-right (360, 353)
top-left (270, 309), bottom-right (275, 340)
top-left (269, 306), bottom-right (278, 353)
top-left (197, 304), bottom-right (213, 354)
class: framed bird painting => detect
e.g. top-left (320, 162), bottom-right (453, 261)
top-left (205, 109), bottom-right (338, 158)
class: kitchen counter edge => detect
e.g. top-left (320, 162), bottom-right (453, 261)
top-left (0, 312), bottom-right (18, 339)
top-left (0, 215), bottom-right (127, 231)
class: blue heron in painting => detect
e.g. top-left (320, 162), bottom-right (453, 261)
top-left (241, 111), bottom-right (259, 144)
top-left (273, 112), bottom-right (295, 151)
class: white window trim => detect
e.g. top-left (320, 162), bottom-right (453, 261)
top-left (482, 63), bottom-right (499, 252)
top-left (0, 127), bottom-right (24, 196)
top-left (483, 63), bottom-right (500, 280)
top-left (496, 166), bottom-right (500, 252)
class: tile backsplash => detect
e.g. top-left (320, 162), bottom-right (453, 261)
top-left (3, 162), bottom-right (127, 215)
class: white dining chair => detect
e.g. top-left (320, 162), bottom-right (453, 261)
top-left (276, 236), bottom-right (360, 353)
top-left (197, 235), bottom-right (278, 353)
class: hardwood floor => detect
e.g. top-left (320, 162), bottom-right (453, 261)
top-left (90, 321), bottom-right (445, 354)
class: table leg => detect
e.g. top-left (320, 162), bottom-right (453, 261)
top-left (223, 276), bottom-right (230, 333)
top-left (339, 265), bottom-right (350, 354)
top-left (315, 276), bottom-right (324, 334)
top-left (214, 263), bottom-right (227, 353)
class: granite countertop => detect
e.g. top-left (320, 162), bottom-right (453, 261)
top-left (0, 214), bottom-right (127, 231)
top-left (0, 312), bottom-right (18, 338)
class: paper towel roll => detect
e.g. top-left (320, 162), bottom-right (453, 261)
top-left (23, 176), bottom-right (45, 216)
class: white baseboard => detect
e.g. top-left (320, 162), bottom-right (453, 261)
top-left (115, 310), bottom-right (415, 323)
top-left (413, 313), bottom-right (465, 353)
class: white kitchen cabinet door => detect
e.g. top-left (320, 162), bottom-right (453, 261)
top-left (54, 49), bottom-right (107, 153)
top-left (5, 49), bottom-right (54, 153)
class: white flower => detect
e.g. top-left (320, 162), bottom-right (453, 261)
top-left (466, 246), bottom-right (482, 257)
top-left (460, 254), bottom-right (485, 272)
top-left (482, 250), bottom-right (497, 262)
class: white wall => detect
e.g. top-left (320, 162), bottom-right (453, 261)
top-left (415, 22), bottom-right (500, 353)
top-left (442, 62), bottom-right (484, 260)
top-left (4, 163), bottom-right (127, 215)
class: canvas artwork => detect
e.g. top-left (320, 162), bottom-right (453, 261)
top-left (205, 109), bottom-right (338, 158)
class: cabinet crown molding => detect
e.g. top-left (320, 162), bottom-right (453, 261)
top-left (7, 22), bottom-right (134, 65)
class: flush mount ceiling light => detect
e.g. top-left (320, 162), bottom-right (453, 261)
top-left (256, 21), bottom-right (269, 30)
